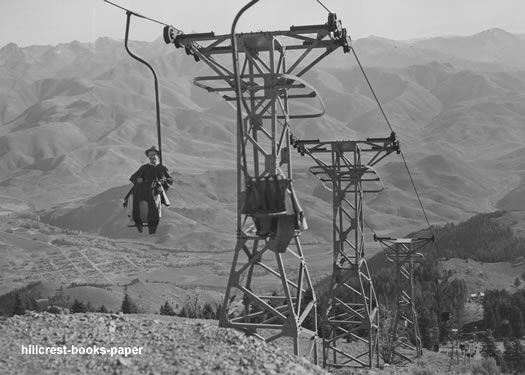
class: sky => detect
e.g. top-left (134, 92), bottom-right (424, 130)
top-left (1, 0), bottom-right (524, 48)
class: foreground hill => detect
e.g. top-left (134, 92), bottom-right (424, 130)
top-left (0, 312), bottom-right (327, 375)
top-left (0, 311), bottom-right (486, 375)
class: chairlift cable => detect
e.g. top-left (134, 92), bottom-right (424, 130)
top-left (104, 0), bottom-right (171, 27)
top-left (351, 47), bottom-right (434, 238)
top-left (400, 151), bottom-right (434, 237)
top-left (351, 48), bottom-right (394, 134)
top-left (316, 0), bottom-right (332, 13)
top-left (104, 0), bottom-right (436, 241)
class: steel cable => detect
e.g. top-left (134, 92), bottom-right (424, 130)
top-left (316, 0), bottom-right (332, 13)
top-left (351, 47), bottom-right (434, 238)
top-left (105, 0), bottom-right (435, 240)
top-left (104, 0), bottom-right (172, 27)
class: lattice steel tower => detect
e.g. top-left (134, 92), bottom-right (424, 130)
top-left (293, 136), bottom-right (399, 368)
top-left (164, 6), bottom-right (351, 361)
top-left (374, 236), bottom-right (431, 363)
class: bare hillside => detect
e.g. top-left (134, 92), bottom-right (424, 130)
top-left (1, 30), bottom-right (525, 244)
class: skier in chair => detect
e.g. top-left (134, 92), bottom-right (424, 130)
top-left (129, 146), bottom-right (173, 234)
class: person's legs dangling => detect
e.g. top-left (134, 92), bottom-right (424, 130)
top-left (147, 193), bottom-right (161, 235)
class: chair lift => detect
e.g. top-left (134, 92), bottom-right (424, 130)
top-left (241, 173), bottom-right (307, 253)
top-left (112, 7), bottom-right (169, 232)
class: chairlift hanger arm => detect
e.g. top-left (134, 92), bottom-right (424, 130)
top-left (104, 0), bottom-right (166, 165)
top-left (124, 13), bottom-right (163, 166)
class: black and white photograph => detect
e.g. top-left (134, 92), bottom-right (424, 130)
top-left (1, 0), bottom-right (525, 374)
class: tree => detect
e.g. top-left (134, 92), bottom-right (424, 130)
top-left (48, 289), bottom-right (67, 308)
top-left (202, 303), bottom-right (217, 319)
top-left (26, 296), bottom-right (38, 311)
top-left (98, 305), bottom-right (108, 313)
top-left (160, 301), bottom-right (175, 316)
top-left (121, 293), bottom-right (138, 314)
top-left (503, 338), bottom-right (525, 374)
top-left (503, 338), bottom-right (512, 372)
top-left (13, 293), bottom-right (25, 315)
top-left (509, 306), bottom-right (524, 338)
top-left (482, 330), bottom-right (503, 366)
top-left (510, 338), bottom-right (525, 374)
top-left (471, 357), bottom-right (501, 375)
top-left (484, 306), bottom-right (498, 333)
top-left (179, 305), bottom-right (190, 318)
top-left (500, 319), bottom-right (513, 338)
top-left (70, 299), bottom-right (87, 313)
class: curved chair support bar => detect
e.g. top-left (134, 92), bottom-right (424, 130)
top-left (124, 12), bottom-right (163, 165)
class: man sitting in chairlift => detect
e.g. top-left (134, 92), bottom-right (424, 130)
top-left (127, 146), bottom-right (173, 234)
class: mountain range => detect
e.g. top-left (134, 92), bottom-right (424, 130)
top-left (1, 27), bottom-right (525, 251)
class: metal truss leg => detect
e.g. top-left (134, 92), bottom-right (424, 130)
top-left (322, 260), bottom-right (380, 369)
top-left (220, 235), bottom-right (318, 364)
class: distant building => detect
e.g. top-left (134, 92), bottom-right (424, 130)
top-left (468, 292), bottom-right (485, 302)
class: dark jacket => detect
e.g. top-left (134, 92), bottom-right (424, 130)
top-left (129, 163), bottom-right (173, 232)
top-left (129, 163), bottom-right (173, 190)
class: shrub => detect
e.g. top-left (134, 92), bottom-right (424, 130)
top-left (46, 305), bottom-right (63, 314)
top-left (177, 300), bottom-right (219, 319)
top-left (502, 338), bottom-right (525, 374)
top-left (202, 303), bottom-right (217, 319)
top-left (159, 301), bottom-right (176, 316)
top-left (121, 293), bottom-right (138, 314)
top-left (13, 293), bottom-right (25, 315)
top-left (70, 299), bottom-right (87, 313)
top-left (412, 367), bottom-right (435, 375)
top-left (471, 357), bottom-right (501, 375)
